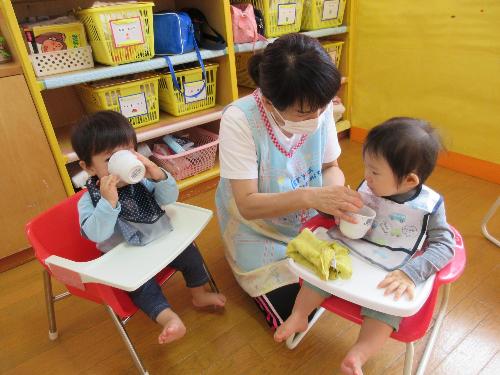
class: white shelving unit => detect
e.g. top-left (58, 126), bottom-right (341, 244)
top-left (38, 49), bottom-right (227, 90)
top-left (234, 26), bottom-right (348, 53)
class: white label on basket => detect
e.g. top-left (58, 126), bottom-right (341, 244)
top-left (118, 93), bottom-right (148, 118)
top-left (322, 0), bottom-right (340, 21)
top-left (277, 3), bottom-right (297, 26)
top-left (184, 80), bottom-right (207, 104)
top-left (110, 17), bottom-right (144, 48)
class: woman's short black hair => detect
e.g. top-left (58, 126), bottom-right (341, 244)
top-left (71, 111), bottom-right (137, 165)
top-left (248, 33), bottom-right (341, 112)
top-left (363, 117), bottom-right (444, 185)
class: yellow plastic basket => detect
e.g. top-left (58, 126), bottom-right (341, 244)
top-left (231, 0), bottom-right (304, 38)
top-left (235, 53), bottom-right (256, 89)
top-left (321, 40), bottom-right (344, 67)
top-left (76, 73), bottom-right (160, 128)
top-left (301, 0), bottom-right (347, 30)
top-left (77, 2), bottom-right (154, 66)
top-left (158, 63), bottom-right (219, 117)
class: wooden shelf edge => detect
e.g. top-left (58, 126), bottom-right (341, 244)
top-left (58, 105), bottom-right (224, 164)
top-left (177, 163), bottom-right (220, 191)
top-left (0, 61), bottom-right (23, 78)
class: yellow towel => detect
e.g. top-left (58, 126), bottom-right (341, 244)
top-left (287, 228), bottom-right (352, 281)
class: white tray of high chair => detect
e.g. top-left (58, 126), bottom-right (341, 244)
top-left (45, 203), bottom-right (213, 292)
top-left (287, 227), bottom-right (435, 317)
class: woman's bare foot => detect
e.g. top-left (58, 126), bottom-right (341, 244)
top-left (190, 286), bottom-right (226, 308)
top-left (340, 350), bottom-right (364, 375)
top-left (273, 312), bottom-right (308, 343)
top-left (156, 308), bottom-right (186, 344)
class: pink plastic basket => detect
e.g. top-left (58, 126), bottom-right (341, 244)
top-left (151, 128), bottom-right (219, 180)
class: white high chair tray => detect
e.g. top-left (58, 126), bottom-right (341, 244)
top-left (45, 203), bottom-right (212, 292)
top-left (287, 227), bottom-right (435, 317)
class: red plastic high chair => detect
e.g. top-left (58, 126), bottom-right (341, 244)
top-left (26, 190), bottom-right (219, 375)
top-left (286, 215), bottom-right (466, 375)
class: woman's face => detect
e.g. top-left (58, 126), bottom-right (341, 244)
top-left (268, 101), bottom-right (327, 123)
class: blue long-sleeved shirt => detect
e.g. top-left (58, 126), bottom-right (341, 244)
top-left (78, 170), bottom-right (179, 246)
top-left (390, 189), bottom-right (455, 285)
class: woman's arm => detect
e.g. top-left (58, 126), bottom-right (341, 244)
top-left (321, 160), bottom-right (345, 187)
top-left (230, 178), bottom-right (362, 221)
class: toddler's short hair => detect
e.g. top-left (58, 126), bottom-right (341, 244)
top-left (363, 117), bottom-right (443, 184)
top-left (71, 111), bottom-right (137, 165)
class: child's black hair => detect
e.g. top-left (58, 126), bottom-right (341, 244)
top-left (71, 111), bottom-right (137, 165)
top-left (248, 33), bottom-right (341, 112)
top-left (363, 117), bottom-right (444, 185)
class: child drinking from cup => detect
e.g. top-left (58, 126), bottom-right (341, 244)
top-left (275, 118), bottom-right (455, 375)
top-left (71, 111), bottom-right (226, 344)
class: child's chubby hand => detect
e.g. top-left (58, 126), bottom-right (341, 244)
top-left (99, 174), bottom-right (120, 208)
top-left (132, 151), bottom-right (166, 181)
top-left (377, 270), bottom-right (416, 301)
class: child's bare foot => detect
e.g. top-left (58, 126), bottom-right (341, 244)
top-left (340, 350), bottom-right (364, 375)
top-left (191, 286), bottom-right (226, 308)
top-left (156, 309), bottom-right (186, 344)
top-left (274, 312), bottom-right (308, 343)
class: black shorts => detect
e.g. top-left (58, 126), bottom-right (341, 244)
top-left (253, 283), bottom-right (317, 329)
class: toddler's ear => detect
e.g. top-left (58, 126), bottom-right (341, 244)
top-left (405, 173), bottom-right (420, 189)
top-left (79, 160), bottom-right (96, 176)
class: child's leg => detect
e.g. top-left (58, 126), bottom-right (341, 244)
top-left (274, 282), bottom-right (330, 342)
top-left (169, 243), bottom-right (226, 308)
top-left (129, 278), bottom-right (186, 344)
top-left (340, 308), bottom-right (401, 375)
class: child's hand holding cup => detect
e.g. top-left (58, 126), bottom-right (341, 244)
top-left (108, 150), bottom-right (146, 184)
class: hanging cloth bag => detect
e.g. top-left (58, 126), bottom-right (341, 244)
top-left (230, 4), bottom-right (267, 45)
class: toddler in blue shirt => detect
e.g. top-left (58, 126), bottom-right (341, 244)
top-left (71, 111), bottom-right (226, 344)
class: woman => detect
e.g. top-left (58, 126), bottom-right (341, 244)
top-left (215, 33), bottom-right (362, 328)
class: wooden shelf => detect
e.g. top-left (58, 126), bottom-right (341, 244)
top-left (234, 26), bottom-right (348, 54)
top-left (38, 48), bottom-right (227, 90)
top-left (0, 61), bottom-right (22, 78)
top-left (177, 162), bottom-right (220, 191)
top-left (57, 105), bottom-right (224, 164)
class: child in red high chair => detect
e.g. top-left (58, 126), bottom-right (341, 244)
top-left (71, 110), bottom-right (226, 345)
top-left (275, 118), bottom-right (455, 375)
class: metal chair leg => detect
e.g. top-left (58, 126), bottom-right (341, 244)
top-left (286, 307), bottom-right (326, 349)
top-left (193, 241), bottom-right (219, 293)
top-left (481, 197), bottom-right (500, 247)
top-left (415, 284), bottom-right (451, 375)
top-left (403, 342), bottom-right (415, 375)
top-left (105, 306), bottom-right (149, 375)
top-left (43, 269), bottom-right (58, 340)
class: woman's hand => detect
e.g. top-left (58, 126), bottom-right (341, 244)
top-left (378, 270), bottom-right (416, 301)
top-left (310, 185), bottom-right (363, 223)
top-left (99, 174), bottom-right (120, 208)
top-left (132, 151), bottom-right (166, 181)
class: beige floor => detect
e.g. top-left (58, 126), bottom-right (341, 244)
top-left (1, 139), bottom-right (499, 375)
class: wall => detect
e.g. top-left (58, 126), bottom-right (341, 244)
top-left (350, 0), bottom-right (500, 182)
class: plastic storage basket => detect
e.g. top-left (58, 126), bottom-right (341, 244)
top-left (158, 63), bottom-right (218, 117)
top-left (29, 46), bottom-right (94, 77)
top-left (151, 128), bottom-right (219, 180)
top-left (76, 73), bottom-right (160, 128)
top-left (321, 40), bottom-right (343, 67)
top-left (77, 2), bottom-right (154, 65)
top-left (301, 0), bottom-right (347, 30)
top-left (231, 0), bottom-right (304, 38)
top-left (235, 53), bottom-right (256, 89)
